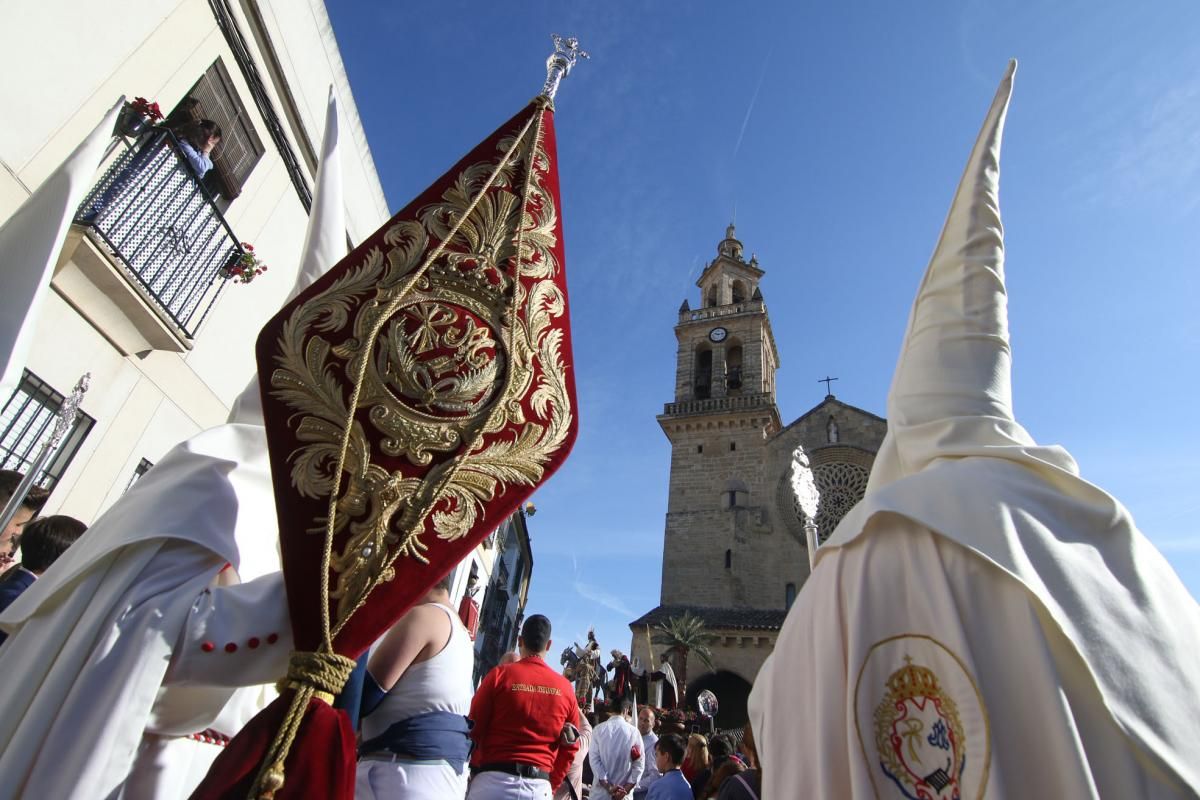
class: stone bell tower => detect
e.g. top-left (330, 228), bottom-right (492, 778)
top-left (656, 225), bottom-right (784, 608)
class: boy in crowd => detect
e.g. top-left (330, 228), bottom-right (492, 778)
top-left (647, 734), bottom-right (690, 800)
top-left (0, 514), bottom-right (86, 641)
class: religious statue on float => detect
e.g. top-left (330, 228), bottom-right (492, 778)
top-left (561, 628), bottom-right (605, 710)
top-left (606, 647), bottom-right (636, 706)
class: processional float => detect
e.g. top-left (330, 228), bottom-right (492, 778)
top-left (191, 36), bottom-right (587, 800)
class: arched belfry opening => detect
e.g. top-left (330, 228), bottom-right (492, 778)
top-left (725, 344), bottom-right (743, 391)
top-left (706, 284), bottom-right (719, 308)
top-left (695, 347), bottom-right (713, 399)
top-left (731, 280), bottom-right (746, 304)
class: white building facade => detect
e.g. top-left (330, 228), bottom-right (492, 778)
top-left (0, 0), bottom-right (392, 519)
top-left (0, 0), bottom-right (521, 638)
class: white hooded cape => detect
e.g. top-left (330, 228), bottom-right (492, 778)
top-left (749, 62), bottom-right (1200, 799)
top-left (0, 89), bottom-right (349, 800)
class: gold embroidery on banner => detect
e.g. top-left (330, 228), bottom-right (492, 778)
top-left (270, 103), bottom-right (570, 638)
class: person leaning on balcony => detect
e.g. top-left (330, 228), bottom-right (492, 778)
top-left (174, 119), bottom-right (222, 178)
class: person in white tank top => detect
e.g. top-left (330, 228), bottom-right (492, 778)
top-left (355, 575), bottom-right (475, 800)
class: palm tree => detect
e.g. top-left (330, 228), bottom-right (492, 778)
top-left (651, 611), bottom-right (716, 701)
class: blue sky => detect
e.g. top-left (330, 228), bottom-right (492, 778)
top-left (326, 1), bottom-right (1200, 658)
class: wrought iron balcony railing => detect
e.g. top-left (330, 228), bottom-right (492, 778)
top-left (74, 130), bottom-right (240, 338)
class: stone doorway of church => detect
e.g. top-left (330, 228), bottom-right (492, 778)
top-left (684, 669), bottom-right (752, 730)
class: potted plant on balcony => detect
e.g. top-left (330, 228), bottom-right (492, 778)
top-left (221, 242), bottom-right (269, 285)
top-left (116, 97), bottom-right (164, 139)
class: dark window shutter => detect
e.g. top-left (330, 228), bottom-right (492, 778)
top-left (180, 59), bottom-right (264, 201)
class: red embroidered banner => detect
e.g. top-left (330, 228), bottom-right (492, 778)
top-left (191, 96), bottom-right (577, 799)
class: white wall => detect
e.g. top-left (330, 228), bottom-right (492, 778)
top-left (0, 0), bottom-right (389, 521)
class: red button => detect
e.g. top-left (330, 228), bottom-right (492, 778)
top-left (248, 637), bottom-right (260, 649)
top-left (201, 641), bottom-right (215, 652)
top-left (267, 633), bottom-right (279, 644)
top-left (225, 642), bottom-right (238, 653)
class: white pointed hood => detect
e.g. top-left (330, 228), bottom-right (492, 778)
top-left (866, 60), bottom-right (1075, 492)
top-left (1, 90), bottom-right (350, 634)
top-left (824, 61), bottom-right (1200, 791)
top-left (227, 87), bottom-right (348, 425)
top-left (0, 98), bottom-right (125, 399)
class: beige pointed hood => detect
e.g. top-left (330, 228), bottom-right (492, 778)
top-left (866, 60), bottom-right (1079, 493)
top-left (824, 61), bottom-right (1200, 792)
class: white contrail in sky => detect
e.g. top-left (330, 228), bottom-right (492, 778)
top-left (733, 48), bottom-right (774, 158)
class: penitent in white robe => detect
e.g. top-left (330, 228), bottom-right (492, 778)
top-left (0, 425), bottom-right (292, 800)
top-left (0, 89), bottom-right (350, 800)
top-left (751, 61), bottom-right (1200, 800)
top-left (750, 512), bottom-right (1197, 799)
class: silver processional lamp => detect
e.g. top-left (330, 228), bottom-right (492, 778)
top-left (789, 443), bottom-right (821, 571)
top-left (0, 373), bottom-right (92, 542)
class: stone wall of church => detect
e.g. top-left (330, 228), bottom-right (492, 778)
top-left (660, 412), bottom-right (776, 607)
top-left (705, 632), bottom-right (776, 685)
top-left (765, 398), bottom-right (888, 546)
top-left (650, 231), bottom-right (889, 712)
top-left (629, 628), bottom-right (776, 698)
top-left (777, 398), bottom-right (888, 455)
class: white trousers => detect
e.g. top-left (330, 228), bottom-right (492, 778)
top-left (466, 770), bottom-right (551, 800)
top-left (356, 757), bottom-right (468, 799)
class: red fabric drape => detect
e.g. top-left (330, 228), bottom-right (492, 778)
top-left (190, 695), bottom-right (355, 799)
top-left (459, 596), bottom-right (480, 641)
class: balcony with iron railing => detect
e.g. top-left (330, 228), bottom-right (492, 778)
top-left (55, 129), bottom-right (243, 353)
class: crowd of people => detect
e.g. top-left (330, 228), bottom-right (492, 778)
top-left (3, 461), bottom-right (761, 800)
top-left (351, 594), bottom-right (761, 800)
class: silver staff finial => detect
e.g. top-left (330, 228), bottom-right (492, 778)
top-left (542, 34), bottom-right (589, 100)
top-left (50, 373), bottom-right (91, 443)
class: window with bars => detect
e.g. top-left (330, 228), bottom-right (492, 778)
top-left (0, 371), bottom-right (95, 490)
top-left (169, 58), bottom-right (265, 202)
top-left (124, 458), bottom-right (154, 493)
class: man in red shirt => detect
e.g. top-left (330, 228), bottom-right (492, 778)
top-left (468, 614), bottom-right (580, 799)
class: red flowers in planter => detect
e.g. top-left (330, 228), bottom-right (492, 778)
top-left (131, 97), bottom-right (164, 122)
top-left (224, 242), bottom-right (269, 285)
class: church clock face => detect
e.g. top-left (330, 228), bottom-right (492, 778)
top-left (709, 327), bottom-right (728, 343)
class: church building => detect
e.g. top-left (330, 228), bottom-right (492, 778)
top-left (630, 226), bottom-right (887, 729)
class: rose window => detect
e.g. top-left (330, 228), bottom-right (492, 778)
top-left (793, 461), bottom-right (871, 543)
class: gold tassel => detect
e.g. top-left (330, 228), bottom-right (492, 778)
top-left (248, 651), bottom-right (356, 799)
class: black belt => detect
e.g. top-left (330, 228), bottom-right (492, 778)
top-left (477, 761), bottom-right (551, 781)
